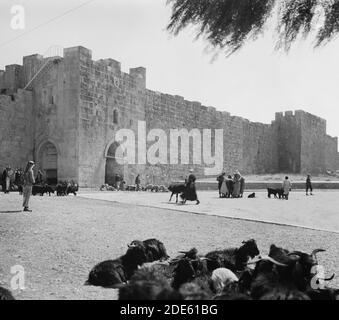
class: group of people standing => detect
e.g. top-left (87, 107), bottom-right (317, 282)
top-left (1, 166), bottom-right (25, 194)
top-left (217, 171), bottom-right (245, 198)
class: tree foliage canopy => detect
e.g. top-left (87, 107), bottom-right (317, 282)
top-left (167, 0), bottom-right (339, 55)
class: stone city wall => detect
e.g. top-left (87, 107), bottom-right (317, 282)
top-left (0, 46), bottom-right (338, 187)
top-left (0, 90), bottom-right (33, 172)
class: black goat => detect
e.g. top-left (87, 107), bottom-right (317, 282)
top-left (174, 248), bottom-right (212, 294)
top-left (129, 239), bottom-right (170, 262)
top-left (119, 265), bottom-right (181, 300)
top-left (172, 257), bottom-right (213, 298)
top-left (205, 239), bottom-right (260, 273)
top-left (67, 184), bottom-right (78, 196)
top-left (246, 245), bottom-right (334, 299)
top-left (56, 183), bottom-right (68, 196)
top-left (56, 181), bottom-right (78, 196)
top-left (32, 184), bottom-right (48, 196)
top-left (267, 188), bottom-right (284, 199)
top-left (86, 245), bottom-right (148, 287)
top-left (0, 286), bottom-right (15, 300)
top-left (32, 184), bottom-right (55, 196)
top-left (168, 184), bottom-right (186, 203)
top-left (119, 279), bottom-right (181, 300)
top-left (45, 185), bottom-right (55, 196)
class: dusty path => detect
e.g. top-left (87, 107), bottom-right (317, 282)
top-left (0, 192), bottom-right (338, 300)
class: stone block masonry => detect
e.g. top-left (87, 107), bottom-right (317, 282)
top-left (0, 46), bottom-right (338, 186)
top-left (0, 90), bottom-right (33, 169)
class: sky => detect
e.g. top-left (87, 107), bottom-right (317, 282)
top-left (0, 0), bottom-right (338, 146)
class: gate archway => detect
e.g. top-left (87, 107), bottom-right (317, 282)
top-left (105, 142), bottom-right (127, 187)
top-left (38, 141), bottom-right (58, 185)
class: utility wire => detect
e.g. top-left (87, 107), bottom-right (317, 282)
top-left (0, 0), bottom-right (96, 48)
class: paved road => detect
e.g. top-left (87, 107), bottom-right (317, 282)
top-left (80, 190), bottom-right (339, 233)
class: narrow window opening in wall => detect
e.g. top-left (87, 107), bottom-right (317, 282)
top-left (130, 119), bottom-right (133, 126)
top-left (49, 95), bottom-right (54, 104)
top-left (113, 109), bottom-right (118, 124)
top-left (10, 94), bottom-right (15, 101)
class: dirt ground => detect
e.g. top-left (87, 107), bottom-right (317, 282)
top-left (80, 190), bottom-right (339, 233)
top-left (0, 192), bottom-right (338, 300)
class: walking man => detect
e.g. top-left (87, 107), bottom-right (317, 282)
top-left (135, 174), bottom-right (141, 191)
top-left (282, 176), bottom-right (292, 200)
top-left (22, 161), bottom-right (35, 212)
top-left (306, 174), bottom-right (313, 195)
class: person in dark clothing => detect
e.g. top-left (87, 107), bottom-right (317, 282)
top-left (217, 172), bottom-right (226, 198)
top-left (114, 173), bottom-right (122, 189)
top-left (35, 170), bottom-right (44, 184)
top-left (226, 175), bottom-right (233, 198)
top-left (181, 169), bottom-right (200, 205)
top-left (2, 166), bottom-right (12, 194)
top-left (135, 174), bottom-right (141, 191)
top-left (14, 168), bottom-right (24, 194)
top-left (1, 169), bottom-right (7, 193)
top-left (306, 174), bottom-right (313, 196)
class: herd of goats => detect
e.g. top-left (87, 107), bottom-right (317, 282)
top-left (1, 238), bottom-right (337, 300)
top-left (0, 238), bottom-right (326, 300)
top-left (26, 181), bottom-right (79, 197)
top-left (81, 238), bottom-right (338, 300)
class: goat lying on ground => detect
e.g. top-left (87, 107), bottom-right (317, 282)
top-left (86, 245), bottom-right (149, 287)
top-left (172, 255), bottom-right (213, 299)
top-left (124, 247), bottom-right (212, 300)
top-left (128, 239), bottom-right (170, 262)
top-left (205, 239), bottom-right (260, 273)
top-left (242, 245), bottom-right (335, 300)
top-left (119, 261), bottom-right (181, 300)
top-left (93, 239), bottom-right (338, 300)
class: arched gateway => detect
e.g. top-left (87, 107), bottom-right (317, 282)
top-left (104, 142), bottom-right (127, 187)
top-left (37, 141), bottom-right (58, 185)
